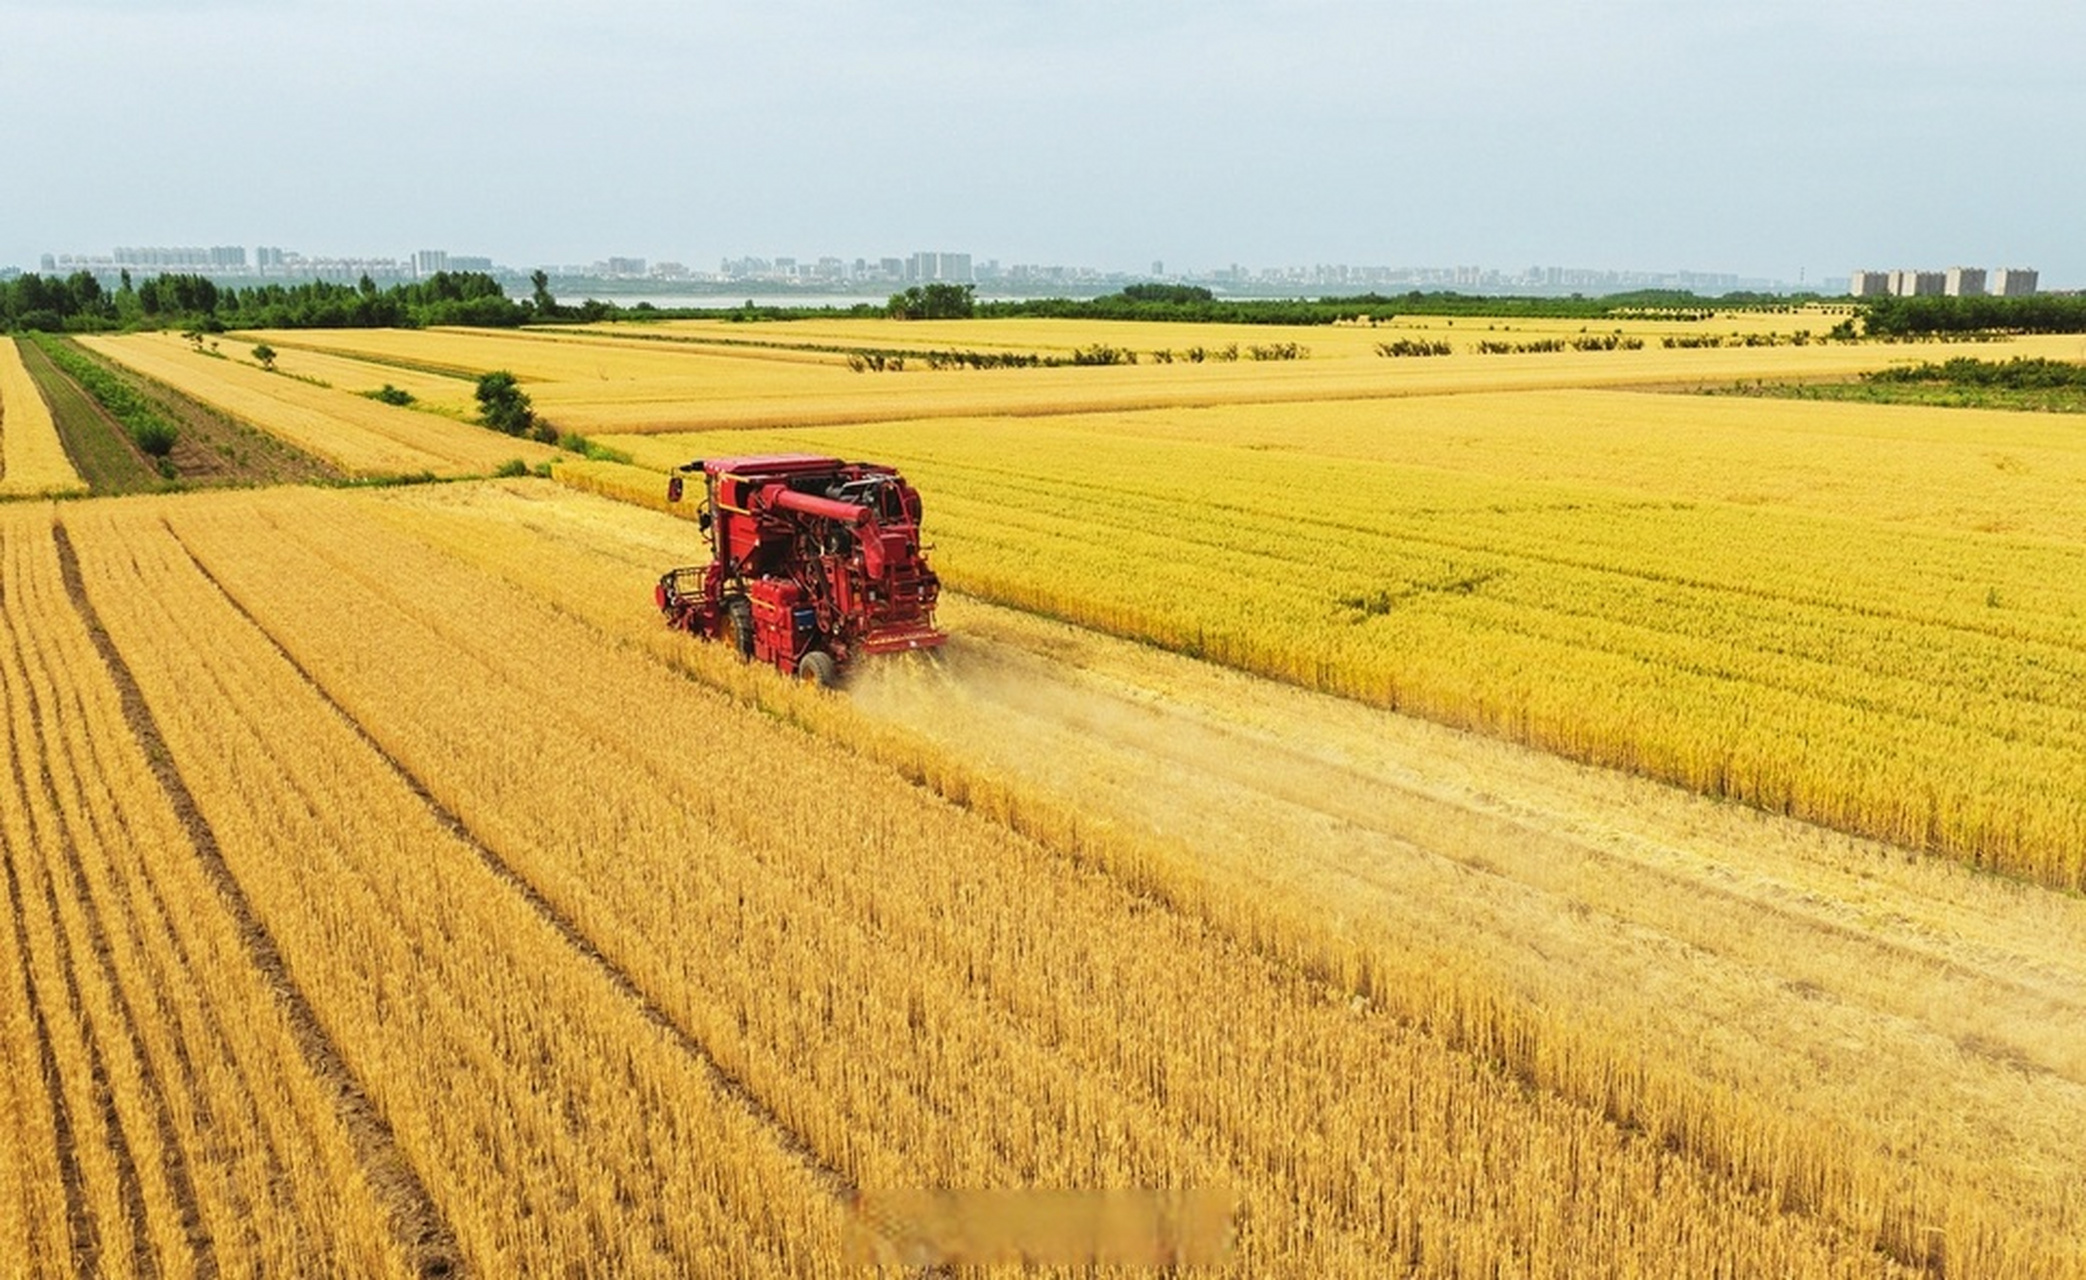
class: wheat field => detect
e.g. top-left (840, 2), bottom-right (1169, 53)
top-left (7, 307), bottom-right (2085, 1274)
top-left (0, 338), bottom-right (87, 497)
top-left (77, 333), bottom-right (561, 477)
top-left (0, 488), bottom-right (1971, 1274)
top-left (588, 380), bottom-right (2086, 891)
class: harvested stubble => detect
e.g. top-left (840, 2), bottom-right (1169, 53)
top-left (3, 483), bottom-right (1923, 1276)
top-left (0, 503), bottom-right (411, 1275)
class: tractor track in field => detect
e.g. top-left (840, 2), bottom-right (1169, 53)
top-left (163, 523), bottom-right (861, 1208)
top-left (51, 523), bottom-right (464, 1280)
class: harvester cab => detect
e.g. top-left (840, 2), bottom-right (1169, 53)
top-left (655, 454), bottom-right (946, 684)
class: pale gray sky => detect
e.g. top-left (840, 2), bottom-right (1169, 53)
top-left (3, 0), bottom-right (2079, 284)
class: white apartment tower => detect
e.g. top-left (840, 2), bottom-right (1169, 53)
top-left (1849, 270), bottom-right (1891, 297)
top-left (1991, 267), bottom-right (2039, 297)
top-left (1944, 267), bottom-right (1986, 297)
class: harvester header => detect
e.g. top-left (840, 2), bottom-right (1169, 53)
top-left (655, 454), bottom-right (945, 684)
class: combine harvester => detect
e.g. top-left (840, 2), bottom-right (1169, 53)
top-left (656, 454), bottom-right (946, 684)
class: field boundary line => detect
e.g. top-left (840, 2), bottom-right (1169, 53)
top-left (163, 520), bottom-right (859, 1205)
top-left (50, 521), bottom-right (463, 1279)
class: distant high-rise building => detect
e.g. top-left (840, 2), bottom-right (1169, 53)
top-left (606, 256), bottom-right (647, 276)
top-left (1890, 270), bottom-right (1945, 297)
top-left (1991, 267), bottom-right (2039, 297)
top-left (255, 246), bottom-right (288, 271)
top-left (412, 249), bottom-right (449, 277)
top-left (1849, 270), bottom-right (1891, 297)
top-left (907, 251), bottom-right (973, 283)
top-left (1944, 266), bottom-right (1985, 297)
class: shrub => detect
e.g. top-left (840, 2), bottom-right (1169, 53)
top-left (475, 370), bottom-right (535, 435)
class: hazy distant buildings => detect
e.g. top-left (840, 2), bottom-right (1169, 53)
top-left (1855, 264), bottom-right (2035, 298)
top-left (1887, 269), bottom-right (1946, 297)
top-left (1943, 266), bottom-right (1986, 296)
top-left (1850, 270), bottom-right (1891, 297)
top-left (907, 251), bottom-right (972, 284)
top-left (1992, 267), bottom-right (2039, 297)
top-left (412, 249), bottom-right (449, 276)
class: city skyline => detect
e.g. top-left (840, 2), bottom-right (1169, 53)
top-left (17, 238), bottom-right (1812, 298)
top-left (3, 2), bottom-right (2080, 288)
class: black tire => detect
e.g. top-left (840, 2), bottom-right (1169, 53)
top-left (798, 650), bottom-right (838, 687)
top-left (725, 596), bottom-right (754, 660)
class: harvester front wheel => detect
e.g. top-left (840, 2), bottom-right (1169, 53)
top-left (798, 650), bottom-right (838, 687)
top-left (726, 596), bottom-right (754, 660)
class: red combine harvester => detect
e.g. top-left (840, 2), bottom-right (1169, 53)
top-left (655, 454), bottom-right (946, 684)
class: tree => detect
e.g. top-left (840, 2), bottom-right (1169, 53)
top-left (475, 370), bottom-right (536, 435)
top-left (252, 343), bottom-right (277, 371)
top-left (887, 282), bottom-right (976, 320)
top-left (531, 270), bottom-right (558, 317)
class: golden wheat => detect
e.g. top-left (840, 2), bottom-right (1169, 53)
top-left (0, 339), bottom-right (87, 496)
top-left (76, 333), bottom-right (560, 477)
top-left (597, 386), bottom-right (2086, 891)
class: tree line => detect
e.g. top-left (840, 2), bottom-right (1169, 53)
top-left (0, 269), bottom-right (543, 332)
top-left (1861, 294), bottom-right (2086, 336)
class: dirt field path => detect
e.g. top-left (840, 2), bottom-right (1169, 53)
top-left (855, 595), bottom-right (2086, 1246)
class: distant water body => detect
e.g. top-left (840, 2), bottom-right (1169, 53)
top-left (572, 291), bottom-right (1091, 311)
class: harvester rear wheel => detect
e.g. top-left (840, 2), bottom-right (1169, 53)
top-left (725, 596), bottom-right (754, 660)
top-left (799, 650), bottom-right (838, 687)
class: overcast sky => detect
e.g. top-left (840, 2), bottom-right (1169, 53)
top-left (3, 0), bottom-right (2080, 285)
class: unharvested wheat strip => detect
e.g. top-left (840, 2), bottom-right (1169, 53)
top-left (173, 488), bottom-right (1934, 1275)
top-left (619, 412), bottom-right (2086, 888)
top-left (20, 514), bottom-right (413, 1274)
top-left (0, 338), bottom-right (88, 497)
top-left (66, 507), bottom-right (846, 1275)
